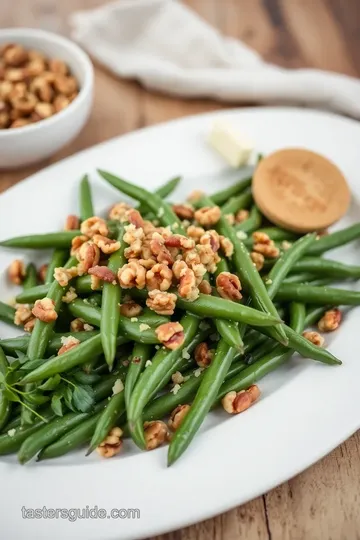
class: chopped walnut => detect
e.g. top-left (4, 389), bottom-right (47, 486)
top-left (96, 427), bottom-right (123, 458)
top-left (70, 235), bottom-right (88, 257)
top-left (64, 215), bottom-right (80, 231)
top-left (90, 275), bottom-right (101, 291)
top-left (126, 208), bottom-right (144, 229)
top-left (318, 309), bottom-right (342, 332)
top-left (194, 206), bottom-right (221, 227)
top-left (38, 264), bottom-right (48, 283)
top-left (80, 216), bottom-right (109, 238)
top-left (236, 209), bottom-right (250, 223)
top-left (76, 241), bottom-right (101, 274)
top-left (54, 266), bottom-right (78, 287)
top-left (187, 190), bottom-right (204, 203)
top-left (168, 404), bottom-right (191, 431)
top-left (144, 421), bottom-right (169, 450)
top-left (164, 234), bottom-right (195, 251)
top-left (216, 272), bottom-right (242, 301)
top-left (172, 204), bottom-right (194, 220)
top-left (199, 230), bottom-right (220, 252)
top-left (187, 225), bottom-right (206, 242)
top-left (146, 290), bottom-right (177, 315)
top-left (219, 235), bottom-right (234, 258)
top-left (62, 286), bottom-right (77, 304)
top-left (123, 224), bottom-right (145, 259)
top-left (194, 342), bottom-right (214, 367)
top-left (250, 251), bottom-right (265, 271)
top-left (24, 318), bottom-right (36, 333)
top-left (171, 371), bottom-right (185, 385)
top-left (14, 304), bottom-right (33, 326)
top-left (150, 232), bottom-right (174, 265)
top-left (196, 244), bottom-right (221, 274)
top-left (155, 322), bottom-right (185, 350)
top-left (183, 248), bottom-right (201, 268)
top-left (302, 331), bottom-right (325, 347)
top-left (118, 261), bottom-right (146, 289)
top-left (32, 298), bottom-right (58, 323)
top-left (146, 263), bottom-right (173, 291)
top-left (172, 260), bottom-right (199, 301)
top-left (253, 242), bottom-right (280, 259)
top-left (108, 202), bottom-right (132, 221)
top-left (58, 335), bottom-right (80, 355)
top-left (198, 279), bottom-right (212, 295)
top-left (70, 318), bottom-right (86, 332)
top-left (88, 265), bottom-right (117, 284)
top-left (222, 385), bottom-right (261, 414)
top-left (92, 234), bottom-right (120, 254)
top-left (8, 259), bottom-right (26, 285)
top-left (253, 231), bottom-right (271, 244)
top-left (120, 299), bottom-right (143, 318)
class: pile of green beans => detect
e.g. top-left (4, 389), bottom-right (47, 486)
top-left (0, 161), bottom-right (357, 468)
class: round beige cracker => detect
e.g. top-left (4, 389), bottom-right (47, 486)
top-left (252, 148), bottom-right (351, 233)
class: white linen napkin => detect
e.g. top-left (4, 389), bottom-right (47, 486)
top-left (70, 0), bottom-right (360, 118)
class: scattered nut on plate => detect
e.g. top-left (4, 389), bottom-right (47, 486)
top-left (0, 43), bottom-right (79, 129)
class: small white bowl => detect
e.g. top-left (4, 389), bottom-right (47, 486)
top-left (0, 28), bottom-right (94, 169)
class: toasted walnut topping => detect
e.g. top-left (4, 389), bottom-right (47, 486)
top-left (164, 234), bottom-right (195, 250)
top-left (120, 299), bottom-right (143, 318)
top-left (172, 260), bottom-right (199, 301)
top-left (236, 209), bottom-right (250, 223)
top-left (150, 232), bottom-right (173, 266)
top-left (183, 248), bottom-right (201, 268)
top-left (199, 230), bottom-right (220, 252)
top-left (219, 235), bottom-right (234, 258)
top-left (302, 331), bottom-right (325, 347)
top-left (70, 235), bottom-right (88, 256)
top-left (171, 371), bottom-right (185, 385)
top-left (123, 224), bottom-right (145, 259)
top-left (108, 202), bottom-right (132, 221)
top-left (14, 304), bottom-right (33, 326)
top-left (226, 214), bottom-right (236, 225)
top-left (80, 217), bottom-right (108, 238)
top-left (222, 385), bottom-right (261, 414)
top-left (216, 272), bottom-right (242, 301)
top-left (187, 225), bottom-right (206, 242)
top-left (92, 234), bottom-right (120, 255)
top-left (58, 335), bottom-right (80, 356)
top-left (8, 259), bottom-right (26, 285)
top-left (90, 275), bottom-right (101, 291)
top-left (198, 279), bottom-right (212, 295)
top-left (70, 318), bottom-right (87, 332)
top-left (118, 261), bottom-right (145, 289)
top-left (64, 215), bottom-right (80, 231)
top-left (155, 322), bottom-right (185, 350)
top-left (38, 264), bottom-right (48, 283)
top-left (194, 342), bottom-right (214, 368)
top-left (145, 263), bottom-right (173, 291)
top-left (172, 204), bottom-right (194, 220)
top-left (168, 404), bottom-right (191, 431)
top-left (32, 298), bottom-right (58, 323)
top-left (253, 231), bottom-right (271, 244)
top-left (318, 309), bottom-right (342, 332)
top-left (76, 241), bottom-right (101, 274)
top-left (187, 190), bottom-right (204, 203)
top-left (54, 266), bottom-right (78, 287)
top-left (196, 244), bottom-right (220, 274)
top-left (62, 286), bottom-right (77, 304)
top-left (146, 290), bottom-right (177, 315)
top-left (97, 427), bottom-right (123, 458)
top-left (126, 208), bottom-right (144, 229)
top-left (24, 318), bottom-right (36, 333)
top-left (250, 251), bottom-right (265, 271)
top-left (144, 421), bottom-right (169, 450)
top-left (194, 206), bottom-right (221, 227)
top-left (88, 265), bottom-right (117, 284)
top-left (253, 242), bottom-right (280, 259)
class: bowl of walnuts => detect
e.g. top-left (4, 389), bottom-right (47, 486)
top-left (0, 28), bottom-right (94, 168)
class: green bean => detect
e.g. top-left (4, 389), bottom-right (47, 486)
top-left (15, 283), bottom-right (50, 304)
top-left (242, 227), bottom-right (298, 247)
top-left (23, 263), bottom-right (37, 290)
top-left (283, 272), bottom-right (317, 284)
top-left (98, 170), bottom-right (185, 234)
top-left (75, 275), bottom-right (93, 294)
top-left (1, 414), bottom-right (21, 433)
top-left (101, 227), bottom-right (125, 369)
top-left (304, 305), bottom-right (331, 327)
top-left (266, 233), bottom-right (317, 299)
top-left (291, 257), bottom-right (360, 279)
top-left (68, 299), bottom-right (160, 344)
top-left (18, 411), bottom-right (89, 464)
top-left (276, 283), bottom-right (360, 305)
top-left (168, 338), bottom-right (236, 465)
top-left (213, 259), bottom-right (244, 351)
top-left (137, 175), bottom-right (181, 214)
top-left (127, 314), bottom-right (199, 433)
top-left (0, 231), bottom-right (81, 249)
top-left (0, 420), bottom-right (50, 455)
top-left (87, 392), bottom-right (126, 456)
top-left (79, 174), bottom-right (94, 222)
top-left (86, 293), bottom-right (102, 307)
top-left (0, 330), bottom-right (99, 355)
top-left (220, 187), bottom-right (253, 215)
top-left (0, 301), bottom-right (16, 326)
top-left (210, 176), bottom-right (252, 206)
top-left (0, 347), bottom-right (11, 431)
top-left (124, 343), bottom-right (152, 411)
top-left (45, 250), bottom-right (68, 284)
top-left (234, 205), bottom-right (262, 234)
top-left (307, 223), bottom-right (360, 255)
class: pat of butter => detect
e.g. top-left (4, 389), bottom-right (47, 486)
top-left (208, 120), bottom-right (254, 167)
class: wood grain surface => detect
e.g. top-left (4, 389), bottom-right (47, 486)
top-left (1, 1), bottom-right (360, 539)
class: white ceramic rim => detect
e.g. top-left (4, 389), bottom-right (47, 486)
top-left (0, 28), bottom-right (94, 137)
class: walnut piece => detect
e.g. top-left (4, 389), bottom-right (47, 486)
top-left (318, 309), bottom-right (342, 332)
top-left (155, 322), bottom-right (185, 350)
top-left (194, 342), bottom-right (214, 367)
top-left (8, 259), bottom-right (26, 285)
top-left (146, 290), bottom-right (177, 315)
top-left (250, 251), bottom-right (265, 271)
top-left (80, 216), bottom-right (109, 238)
top-left (92, 234), bottom-right (120, 254)
top-left (97, 427), bottom-right (123, 458)
top-left (53, 266), bottom-right (78, 287)
top-left (222, 385), bottom-right (261, 414)
top-left (76, 241), bottom-right (101, 274)
top-left (38, 263), bottom-right (48, 283)
top-left (88, 265), bottom-right (117, 284)
top-left (194, 206), bottom-right (221, 227)
top-left (216, 272), bottom-right (242, 301)
top-left (198, 279), bottom-right (212, 295)
top-left (32, 298), bottom-right (58, 323)
top-left (146, 263), bottom-right (173, 291)
top-left (168, 404), bottom-right (191, 431)
top-left (172, 204), bottom-right (194, 220)
top-left (124, 224), bottom-right (145, 259)
top-left (108, 202), bottom-right (132, 221)
top-left (64, 215), bottom-right (80, 231)
top-left (58, 335), bottom-right (80, 356)
top-left (302, 331), bottom-right (325, 347)
top-left (144, 421), bottom-right (169, 450)
top-left (120, 299), bottom-right (143, 318)
top-left (118, 261), bottom-right (146, 289)
top-left (14, 304), bottom-right (33, 326)
top-left (236, 209), bottom-right (249, 223)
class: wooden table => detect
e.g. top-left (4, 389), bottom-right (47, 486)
top-left (1, 1), bottom-right (360, 538)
